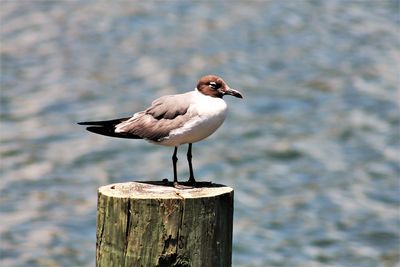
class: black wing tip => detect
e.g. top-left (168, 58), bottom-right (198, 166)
top-left (85, 126), bottom-right (107, 134)
top-left (77, 117), bottom-right (132, 126)
top-left (77, 121), bottom-right (105, 125)
top-left (85, 126), bottom-right (142, 139)
top-left (85, 126), bottom-right (117, 136)
top-left (77, 118), bottom-right (142, 139)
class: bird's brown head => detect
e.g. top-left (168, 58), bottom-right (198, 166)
top-left (196, 75), bottom-right (243, 99)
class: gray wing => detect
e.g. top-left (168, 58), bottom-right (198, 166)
top-left (115, 92), bottom-right (197, 141)
top-left (146, 94), bottom-right (191, 119)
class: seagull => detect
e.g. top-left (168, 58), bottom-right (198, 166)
top-left (78, 75), bottom-right (243, 188)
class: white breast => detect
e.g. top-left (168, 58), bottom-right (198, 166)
top-left (158, 90), bottom-right (227, 146)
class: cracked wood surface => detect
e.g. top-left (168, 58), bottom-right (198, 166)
top-left (96, 181), bottom-right (234, 267)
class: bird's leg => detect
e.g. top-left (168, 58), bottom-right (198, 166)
top-left (172, 146), bottom-right (191, 189)
top-left (187, 143), bottom-right (196, 185)
top-left (172, 146), bottom-right (179, 187)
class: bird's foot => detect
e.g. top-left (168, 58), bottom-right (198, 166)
top-left (186, 177), bottom-right (197, 187)
top-left (173, 181), bottom-right (193, 190)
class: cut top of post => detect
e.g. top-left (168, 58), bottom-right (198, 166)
top-left (99, 181), bottom-right (233, 199)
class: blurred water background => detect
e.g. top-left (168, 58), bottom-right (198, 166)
top-left (1, 1), bottom-right (399, 266)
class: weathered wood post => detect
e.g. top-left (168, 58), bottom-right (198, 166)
top-left (96, 181), bottom-right (234, 267)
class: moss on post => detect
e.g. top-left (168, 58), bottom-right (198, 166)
top-left (96, 181), bottom-right (234, 267)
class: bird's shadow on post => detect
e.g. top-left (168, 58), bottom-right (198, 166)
top-left (136, 179), bottom-right (227, 188)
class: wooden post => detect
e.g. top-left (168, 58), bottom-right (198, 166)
top-left (96, 181), bottom-right (234, 267)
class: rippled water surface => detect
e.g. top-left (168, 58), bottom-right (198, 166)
top-left (1, 1), bottom-right (399, 266)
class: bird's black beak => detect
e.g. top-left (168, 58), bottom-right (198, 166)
top-left (224, 88), bottom-right (243, 99)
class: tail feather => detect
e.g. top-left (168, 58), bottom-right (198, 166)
top-left (78, 118), bottom-right (142, 139)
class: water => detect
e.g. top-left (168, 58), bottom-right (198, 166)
top-left (1, 1), bottom-right (399, 266)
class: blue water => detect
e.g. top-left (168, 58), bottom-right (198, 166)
top-left (1, 1), bottom-right (399, 266)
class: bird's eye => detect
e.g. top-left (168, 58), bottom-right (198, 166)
top-left (208, 82), bottom-right (218, 89)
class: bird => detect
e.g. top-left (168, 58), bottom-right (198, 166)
top-left (78, 75), bottom-right (243, 188)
